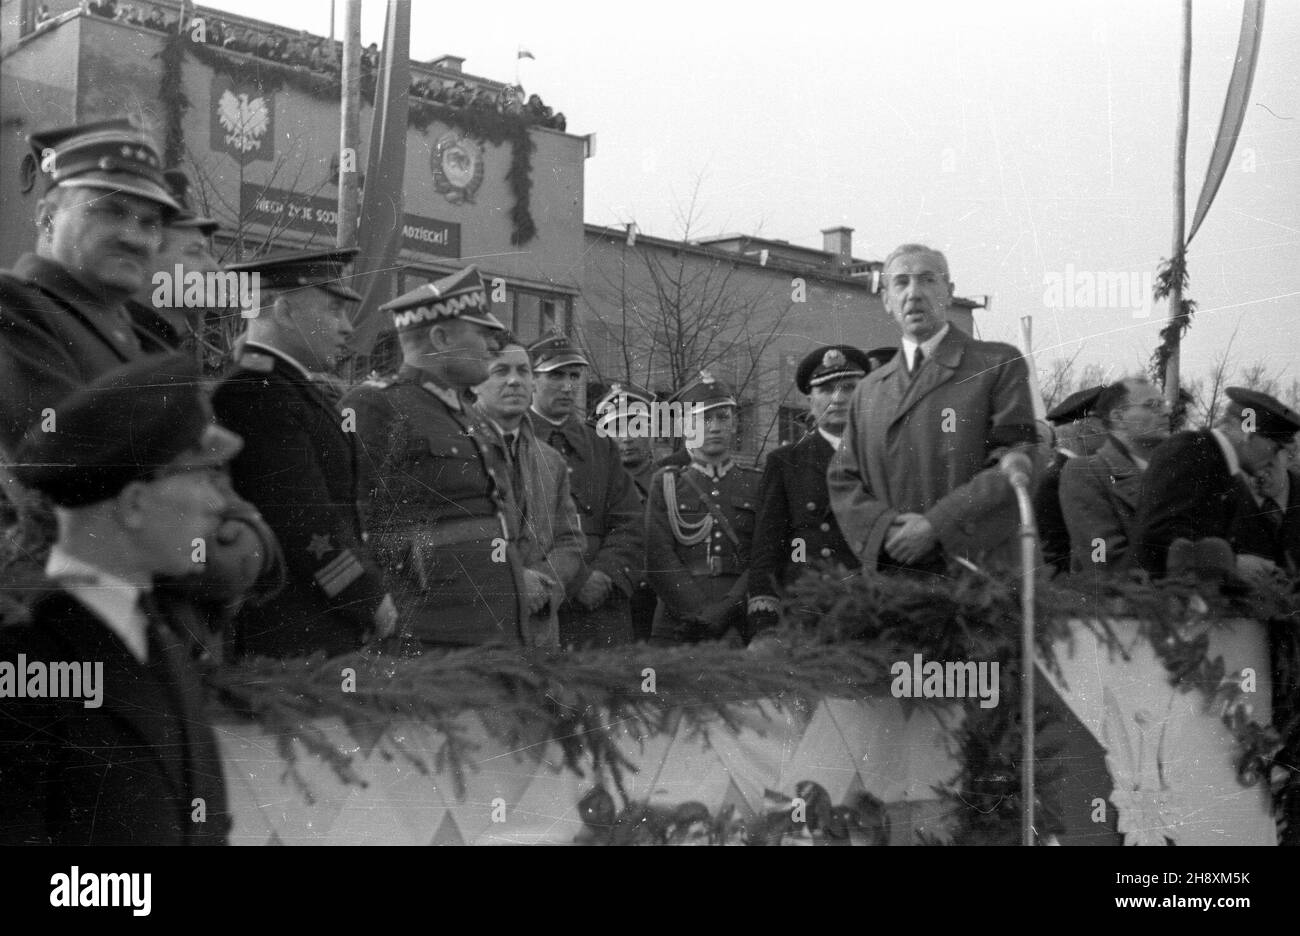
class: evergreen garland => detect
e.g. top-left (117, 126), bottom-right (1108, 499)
top-left (208, 565), bottom-right (1300, 844)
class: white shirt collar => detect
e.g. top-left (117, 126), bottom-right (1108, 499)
top-left (1209, 428), bottom-right (1243, 478)
top-left (900, 322), bottom-right (950, 372)
top-left (1057, 446), bottom-right (1081, 460)
top-left (530, 405), bottom-right (567, 428)
top-left (44, 545), bottom-right (149, 663)
top-left (817, 427), bottom-right (842, 449)
top-left (242, 340), bottom-right (316, 383)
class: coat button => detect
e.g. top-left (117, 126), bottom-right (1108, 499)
top-left (820, 547), bottom-right (832, 558)
top-left (819, 522), bottom-right (830, 532)
top-left (451, 447), bottom-right (459, 455)
top-left (806, 501), bottom-right (817, 511)
top-left (711, 490), bottom-right (720, 497)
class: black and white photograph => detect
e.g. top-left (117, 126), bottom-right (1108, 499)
top-left (0, 0), bottom-right (1295, 897)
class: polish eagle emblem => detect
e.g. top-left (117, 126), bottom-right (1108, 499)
top-left (217, 89), bottom-right (271, 155)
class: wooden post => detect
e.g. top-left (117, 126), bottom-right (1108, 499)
top-left (1166, 0), bottom-right (1192, 408)
top-left (337, 0), bottom-right (361, 249)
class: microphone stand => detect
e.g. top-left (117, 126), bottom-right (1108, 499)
top-left (1008, 470), bottom-right (1038, 846)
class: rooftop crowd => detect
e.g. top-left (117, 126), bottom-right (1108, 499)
top-left (0, 117), bottom-right (1295, 844)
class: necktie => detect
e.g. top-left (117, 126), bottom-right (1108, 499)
top-left (911, 347), bottom-right (925, 378)
top-left (1261, 495), bottom-right (1283, 527)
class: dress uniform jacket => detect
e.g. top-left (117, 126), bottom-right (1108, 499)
top-left (476, 416), bottom-right (585, 648)
top-left (828, 326), bottom-right (1037, 572)
top-left (0, 253), bottom-right (171, 451)
top-left (527, 411), bottom-right (644, 646)
top-left (1131, 430), bottom-right (1254, 578)
top-left (0, 590), bottom-right (230, 845)
top-left (626, 458), bottom-right (658, 641)
top-left (645, 460), bottom-right (762, 643)
top-left (750, 431), bottom-right (858, 608)
top-left (344, 365), bottom-right (526, 646)
top-left (211, 345), bottom-right (385, 658)
top-left (1058, 435), bottom-right (1145, 574)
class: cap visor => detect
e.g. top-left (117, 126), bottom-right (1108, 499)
top-left (534, 352), bottom-right (590, 371)
top-left (320, 283), bottom-right (364, 302)
top-left (57, 176), bottom-right (182, 215)
top-left (808, 369), bottom-right (865, 389)
top-left (459, 311), bottom-right (507, 331)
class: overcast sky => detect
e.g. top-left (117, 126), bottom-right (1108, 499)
top-left (206, 0), bottom-right (1300, 390)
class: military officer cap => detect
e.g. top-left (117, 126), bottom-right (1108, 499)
top-left (671, 371), bottom-right (737, 414)
top-left (1046, 385), bottom-right (1106, 426)
top-left (11, 354), bottom-right (243, 508)
top-left (162, 168), bottom-right (218, 235)
top-left (528, 332), bottom-right (590, 373)
top-left (28, 118), bottom-right (181, 215)
top-left (381, 264), bottom-right (505, 332)
top-left (226, 247), bottom-right (363, 302)
top-left (1225, 387), bottom-right (1300, 443)
top-left (795, 345), bottom-right (873, 394)
top-left (593, 381), bottom-right (656, 433)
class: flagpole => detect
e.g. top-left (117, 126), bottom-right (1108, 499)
top-left (1165, 0), bottom-right (1192, 409)
top-left (338, 0), bottom-right (361, 250)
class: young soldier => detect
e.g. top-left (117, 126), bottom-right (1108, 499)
top-left (644, 373), bottom-right (762, 644)
top-left (747, 346), bottom-right (877, 637)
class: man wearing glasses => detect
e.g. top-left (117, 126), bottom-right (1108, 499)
top-left (1132, 386), bottom-right (1300, 578)
top-left (1059, 377), bottom-right (1170, 574)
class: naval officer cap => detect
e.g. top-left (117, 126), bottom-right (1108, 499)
top-left (1046, 385), bottom-right (1106, 426)
top-left (1225, 387), bottom-right (1300, 444)
top-left (162, 168), bottom-right (218, 235)
top-left (226, 247), bottom-right (363, 302)
top-left (795, 345), bottom-right (874, 394)
top-left (11, 354), bottom-right (243, 508)
top-left (28, 118), bottom-right (181, 216)
top-left (382, 265), bottom-right (505, 333)
top-left (670, 371), bottom-right (737, 414)
top-left (527, 332), bottom-right (590, 373)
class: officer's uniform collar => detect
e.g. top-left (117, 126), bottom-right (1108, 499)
top-left (529, 405), bottom-right (568, 428)
top-left (817, 427), bottom-right (842, 450)
top-left (242, 340), bottom-right (315, 383)
top-left (688, 452), bottom-right (734, 480)
top-left (399, 362), bottom-right (465, 411)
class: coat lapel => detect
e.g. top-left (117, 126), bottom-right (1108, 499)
top-left (890, 328), bottom-right (964, 429)
top-left (16, 255), bottom-right (138, 362)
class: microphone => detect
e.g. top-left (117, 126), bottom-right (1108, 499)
top-left (999, 451), bottom-right (1033, 489)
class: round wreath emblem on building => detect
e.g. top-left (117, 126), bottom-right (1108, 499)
top-left (431, 131), bottom-right (485, 205)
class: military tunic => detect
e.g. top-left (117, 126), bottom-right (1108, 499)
top-left (748, 431), bottom-right (858, 632)
top-left (212, 343), bottom-right (386, 659)
top-left (344, 364), bottom-right (526, 646)
top-left (645, 459), bottom-right (762, 643)
top-left (527, 411), bottom-right (644, 648)
top-left (625, 458), bottom-right (658, 641)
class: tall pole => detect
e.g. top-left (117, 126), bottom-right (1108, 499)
top-left (1165, 0), bottom-right (1192, 408)
top-left (337, 0), bottom-right (361, 249)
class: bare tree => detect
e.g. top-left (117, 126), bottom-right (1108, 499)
top-left (1038, 351), bottom-right (1082, 414)
top-left (577, 181), bottom-right (795, 456)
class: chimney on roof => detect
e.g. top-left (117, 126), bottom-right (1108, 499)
top-left (821, 226), bottom-right (853, 270)
top-left (432, 55), bottom-right (465, 73)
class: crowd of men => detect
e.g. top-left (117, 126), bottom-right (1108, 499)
top-left (2, 117), bottom-right (1299, 844)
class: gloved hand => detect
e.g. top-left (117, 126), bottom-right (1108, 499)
top-left (576, 569), bottom-right (613, 610)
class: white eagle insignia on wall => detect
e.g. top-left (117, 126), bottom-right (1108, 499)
top-left (217, 89), bottom-right (270, 155)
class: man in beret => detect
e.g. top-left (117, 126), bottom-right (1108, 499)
top-left (473, 339), bottom-right (586, 647)
top-left (828, 244), bottom-right (1037, 574)
top-left (644, 373), bottom-right (762, 644)
top-left (1132, 386), bottom-right (1300, 578)
top-left (212, 248), bottom-right (395, 658)
top-left (1059, 377), bottom-right (1170, 574)
top-left (1033, 384), bottom-right (1107, 576)
top-left (0, 354), bottom-right (235, 844)
top-left (342, 265), bottom-right (528, 648)
top-left (0, 118), bottom-right (181, 452)
top-left (747, 345), bottom-right (878, 637)
top-left (526, 333), bottom-right (644, 648)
